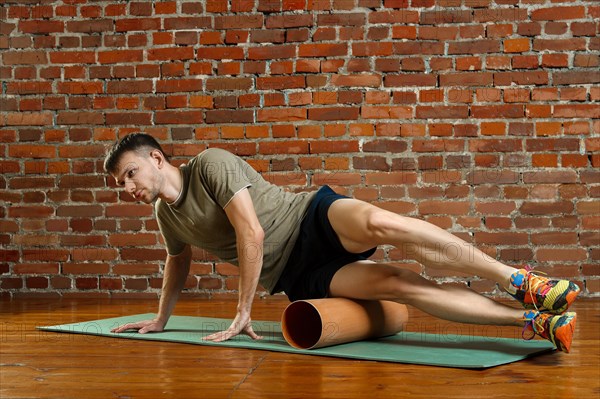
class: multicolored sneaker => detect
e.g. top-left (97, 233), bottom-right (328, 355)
top-left (522, 310), bottom-right (577, 353)
top-left (507, 267), bottom-right (580, 314)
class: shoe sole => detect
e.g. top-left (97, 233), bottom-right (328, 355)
top-left (538, 282), bottom-right (581, 314)
top-left (549, 312), bottom-right (577, 353)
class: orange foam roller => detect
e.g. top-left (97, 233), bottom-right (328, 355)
top-left (281, 298), bottom-right (409, 349)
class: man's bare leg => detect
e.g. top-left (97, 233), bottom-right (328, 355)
top-left (325, 197), bottom-right (579, 352)
top-left (329, 260), bottom-right (523, 326)
top-left (327, 198), bottom-right (516, 289)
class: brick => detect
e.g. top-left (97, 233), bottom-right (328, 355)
top-left (352, 42), bottom-right (393, 57)
top-left (331, 74), bottom-right (381, 87)
top-left (473, 8), bottom-right (528, 22)
top-left (520, 201), bottom-right (574, 215)
top-left (204, 110), bottom-right (252, 124)
top-left (215, 14), bottom-right (263, 29)
top-left (9, 176), bottom-right (54, 189)
top-left (259, 141), bottom-right (309, 155)
top-left (362, 106), bottom-right (412, 119)
top-left (19, 20), bottom-right (64, 33)
top-left (476, 232), bottom-right (528, 245)
top-left (526, 138), bottom-right (580, 152)
top-left (9, 144), bottom-right (55, 159)
top-left (156, 79), bottom-right (203, 93)
top-left (313, 172), bottom-right (361, 186)
top-left (6, 82), bottom-right (53, 95)
top-left (197, 47), bottom-right (245, 60)
top-left (56, 205), bottom-right (102, 218)
top-left (5, 112), bottom-right (53, 126)
top-left (353, 156), bottom-right (389, 170)
top-left (1, 277), bottom-right (23, 290)
top-left (536, 249), bottom-right (587, 262)
top-left (98, 50), bottom-right (143, 64)
top-left (299, 43), bottom-right (347, 57)
top-left (310, 140), bottom-right (359, 154)
top-left (2, 51), bottom-right (47, 65)
top-left (248, 45), bottom-right (296, 60)
top-left (420, 9), bottom-right (471, 25)
top-left (257, 76), bottom-right (305, 90)
top-left (531, 93), bottom-right (558, 110)
top-left (257, 109), bottom-right (306, 122)
top-left (531, 6), bottom-right (585, 21)
top-left (266, 13), bottom-right (312, 28)
top-left (577, 201), bottom-right (600, 215)
top-left (308, 107), bottom-right (359, 121)
top-left (466, 170), bottom-right (519, 185)
top-left (416, 106), bottom-right (468, 119)
top-left (57, 82), bottom-right (103, 95)
top-left (469, 139), bottom-right (522, 152)
top-left (534, 38), bottom-right (586, 52)
top-left (419, 201), bottom-right (470, 215)
top-left (448, 40), bottom-right (500, 55)
top-left (554, 71), bottom-right (600, 85)
top-left (115, 18), bottom-right (160, 32)
top-left (26, 277), bottom-right (49, 289)
top-left (562, 154), bottom-right (588, 168)
top-left (147, 47), bottom-right (195, 61)
top-left (206, 77), bottom-right (252, 92)
top-left (365, 172), bottom-right (417, 185)
top-left (105, 205), bottom-right (153, 218)
top-left (107, 80), bottom-right (153, 94)
top-left (57, 111), bottom-right (104, 125)
top-left (471, 105), bottom-right (524, 119)
top-left (64, 19), bottom-right (111, 33)
top-left (522, 170), bottom-right (578, 184)
top-left (55, 145), bottom-right (104, 159)
top-left (554, 104), bottom-right (600, 119)
top-left (504, 38), bottom-right (530, 53)
top-left (385, 73), bottom-right (437, 87)
top-left (20, 249), bottom-right (69, 263)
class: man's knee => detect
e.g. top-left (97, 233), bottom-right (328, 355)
top-left (380, 268), bottom-right (425, 301)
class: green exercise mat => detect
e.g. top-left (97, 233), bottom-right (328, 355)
top-left (38, 313), bottom-right (554, 369)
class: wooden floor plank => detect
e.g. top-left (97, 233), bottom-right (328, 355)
top-left (1, 298), bottom-right (598, 399)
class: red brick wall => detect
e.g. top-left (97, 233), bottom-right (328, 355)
top-left (1, 0), bottom-right (598, 299)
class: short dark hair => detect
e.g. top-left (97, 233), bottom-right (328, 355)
top-left (103, 133), bottom-right (169, 174)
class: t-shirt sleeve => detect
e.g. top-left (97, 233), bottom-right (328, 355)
top-left (197, 148), bottom-right (254, 209)
top-left (155, 201), bottom-right (187, 256)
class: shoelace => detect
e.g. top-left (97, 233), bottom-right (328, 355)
top-left (522, 311), bottom-right (545, 340)
top-left (519, 266), bottom-right (550, 340)
top-left (521, 266), bottom-right (551, 312)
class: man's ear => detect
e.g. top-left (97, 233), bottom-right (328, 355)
top-left (150, 149), bottom-right (166, 169)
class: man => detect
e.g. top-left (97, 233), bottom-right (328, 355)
top-left (105, 133), bottom-right (580, 352)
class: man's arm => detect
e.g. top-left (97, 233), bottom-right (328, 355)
top-left (204, 188), bottom-right (264, 342)
top-left (111, 244), bottom-right (192, 333)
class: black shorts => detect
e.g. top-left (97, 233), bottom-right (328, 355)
top-left (274, 185), bottom-right (376, 302)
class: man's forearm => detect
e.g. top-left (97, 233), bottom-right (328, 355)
top-left (236, 235), bottom-right (264, 316)
top-left (156, 246), bottom-right (192, 324)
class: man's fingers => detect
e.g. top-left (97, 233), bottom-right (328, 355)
top-left (111, 323), bottom-right (136, 333)
top-left (111, 321), bottom-right (160, 334)
top-left (244, 326), bottom-right (263, 340)
top-left (203, 330), bottom-right (230, 342)
top-left (203, 325), bottom-right (263, 342)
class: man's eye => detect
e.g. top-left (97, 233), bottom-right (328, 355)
top-left (128, 170), bottom-right (135, 177)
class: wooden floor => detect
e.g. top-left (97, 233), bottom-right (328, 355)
top-left (1, 297), bottom-right (599, 399)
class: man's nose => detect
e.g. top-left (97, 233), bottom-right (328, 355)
top-left (124, 180), bottom-right (135, 195)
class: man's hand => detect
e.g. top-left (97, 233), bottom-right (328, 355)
top-left (203, 312), bottom-right (263, 342)
top-left (111, 319), bottom-right (165, 334)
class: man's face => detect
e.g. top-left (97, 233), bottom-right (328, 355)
top-left (112, 150), bottom-right (163, 204)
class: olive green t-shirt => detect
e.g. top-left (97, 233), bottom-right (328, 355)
top-left (155, 148), bottom-right (316, 293)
